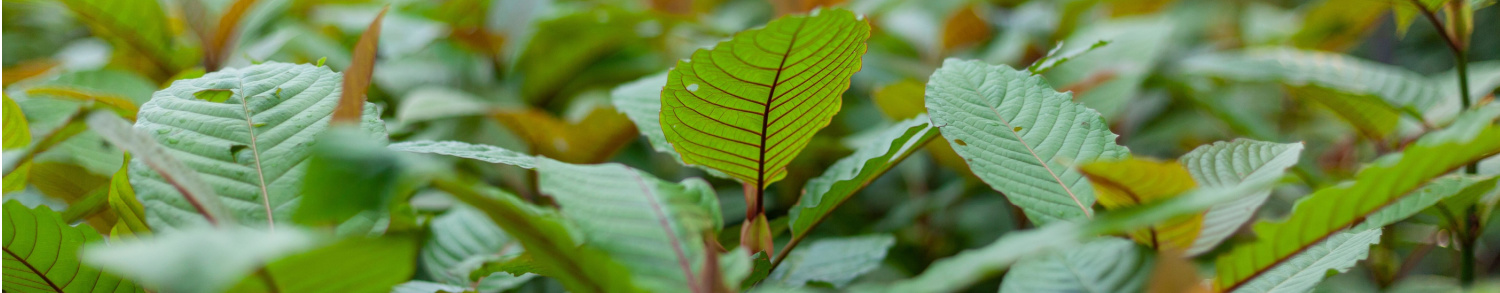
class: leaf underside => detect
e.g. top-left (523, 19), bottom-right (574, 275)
top-left (999, 238), bottom-right (1153, 293)
top-left (661, 8), bottom-right (871, 188)
top-left (1179, 139), bottom-right (1303, 256)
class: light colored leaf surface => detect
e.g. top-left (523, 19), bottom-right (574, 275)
top-left (1042, 16), bottom-right (1173, 118)
top-left (82, 226), bottom-right (316, 293)
top-left (767, 234), bottom-right (894, 288)
top-left (397, 87), bottom-right (493, 124)
top-left (389, 140), bottom-right (537, 169)
top-left (786, 117), bottom-right (936, 244)
top-left (661, 8), bottom-right (870, 188)
top-left (537, 158), bottom-right (721, 292)
top-left (1180, 139), bottom-right (1303, 256)
top-left (1080, 158), bottom-right (1202, 251)
top-left (87, 112), bottom-right (235, 228)
top-left (925, 58), bottom-right (1129, 225)
top-left (612, 72), bottom-right (731, 178)
top-left (1180, 48), bottom-right (1444, 121)
top-left (393, 281), bottom-right (474, 293)
top-left (999, 238), bottom-right (1153, 293)
top-left (420, 206), bottom-right (535, 292)
top-left (3, 201), bottom-right (145, 293)
top-left (1230, 229), bottom-right (1381, 293)
top-left (1212, 105), bottom-right (1500, 292)
top-left (870, 80), bottom-right (971, 175)
top-left (1357, 176), bottom-right (1499, 231)
top-left (127, 62), bottom-right (386, 230)
top-left (1028, 40), bottom-right (1109, 75)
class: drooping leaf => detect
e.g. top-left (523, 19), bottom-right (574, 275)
top-left (86, 112), bottom-right (236, 227)
top-left (999, 238), bottom-right (1154, 293)
top-left (1179, 139), bottom-right (1303, 256)
top-left (420, 206), bottom-right (535, 292)
top-left (492, 106), bottom-right (638, 164)
top-left (786, 117), bottom-right (936, 247)
top-left (433, 179), bottom-right (640, 293)
top-left (107, 154), bottom-right (151, 238)
top-left (4, 95), bottom-right (31, 150)
top-left (127, 62), bottom-right (386, 230)
top-left (3, 201), bottom-right (146, 293)
top-left (389, 140), bottom-right (538, 169)
top-left (767, 234), bottom-right (894, 288)
top-left (660, 8), bottom-right (870, 189)
top-left (331, 6), bottom-right (386, 125)
top-left (537, 158), bottom-right (721, 292)
top-left (1080, 158), bottom-right (1202, 251)
top-left (82, 226), bottom-right (316, 293)
top-left (1212, 105), bottom-right (1500, 292)
top-left (1228, 229), bottom-right (1381, 293)
top-left (612, 72), bottom-right (730, 178)
top-left (925, 58), bottom-right (1130, 225)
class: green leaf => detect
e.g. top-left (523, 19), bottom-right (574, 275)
top-left (611, 72), bottom-right (730, 179)
top-left (395, 87), bottom-right (492, 124)
top-left (294, 128), bottom-right (401, 225)
top-left (252, 234), bottom-right (421, 292)
top-left (393, 281), bottom-right (472, 293)
top-left (1230, 229), bottom-right (1381, 293)
top-left (1289, 86), bottom-right (1403, 140)
top-left (1080, 158), bottom-right (1202, 251)
top-left (1212, 105), bottom-right (1500, 292)
top-left (128, 62), bottom-right (387, 230)
top-left (1027, 40), bottom-right (1109, 75)
top-left (3, 201), bottom-right (145, 293)
top-left (82, 226), bottom-right (316, 293)
top-left (107, 154), bottom-right (151, 238)
top-left (536, 158), bottom-right (721, 292)
top-left (56, 0), bottom-right (188, 78)
top-left (1042, 17), bottom-right (1174, 118)
top-left (1179, 139), bottom-right (1303, 256)
top-left (1181, 49), bottom-right (1443, 122)
top-left (786, 117), bottom-right (935, 249)
top-left (434, 179), bottom-right (640, 293)
top-left (999, 238), bottom-right (1153, 293)
top-left (86, 112), bottom-right (235, 227)
top-left (661, 8), bottom-right (871, 189)
top-left (767, 234), bottom-right (894, 288)
top-left (519, 8), bottom-right (652, 103)
top-left (389, 140), bottom-right (538, 169)
top-left (4, 95), bottom-right (31, 150)
top-left (925, 58), bottom-right (1129, 225)
top-left (1357, 176), bottom-right (1499, 231)
top-left (420, 206), bottom-right (536, 291)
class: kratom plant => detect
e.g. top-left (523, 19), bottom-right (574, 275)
top-left (4, 0), bottom-right (1500, 293)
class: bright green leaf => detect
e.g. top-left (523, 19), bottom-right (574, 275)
top-left (787, 117), bottom-right (936, 245)
top-left (1229, 229), bottom-right (1381, 293)
top-left (3, 201), bottom-right (146, 293)
top-left (107, 154), bottom-right (151, 238)
top-left (612, 72), bottom-right (730, 179)
top-left (4, 95), bottom-right (31, 150)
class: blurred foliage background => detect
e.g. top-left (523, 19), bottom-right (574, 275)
top-left (3, 0), bottom-right (1499, 291)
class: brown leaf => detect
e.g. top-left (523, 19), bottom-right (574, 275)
top-left (941, 5), bottom-right (992, 52)
top-left (2, 59), bottom-right (59, 88)
top-left (330, 5), bottom-right (387, 125)
top-left (490, 106), bottom-right (638, 164)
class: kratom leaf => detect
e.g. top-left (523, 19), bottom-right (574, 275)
top-left (925, 58), bottom-right (1130, 225)
top-left (492, 106), bottom-right (638, 164)
top-left (434, 179), bottom-right (640, 293)
top-left (389, 140), bottom-right (538, 169)
top-left (420, 206), bottom-right (535, 292)
top-left (537, 158), bottom-right (721, 292)
top-left (331, 6), bottom-right (385, 125)
top-left (87, 112), bottom-right (235, 227)
top-left (1229, 229), bottom-right (1381, 293)
top-left (741, 252), bottom-right (772, 289)
top-left (246, 234), bottom-right (421, 292)
top-left (767, 234), bottom-right (894, 288)
top-left (612, 72), bottom-right (730, 178)
top-left (27, 162), bottom-right (114, 234)
top-left (1292, 0), bottom-right (1386, 50)
top-left (1181, 48), bottom-right (1443, 121)
top-left (1180, 139), bottom-right (1303, 256)
top-left (24, 86), bottom-right (140, 121)
top-left (1080, 158), bottom-right (1202, 251)
top-left (392, 281), bottom-right (473, 293)
top-left (294, 128), bottom-right (400, 225)
top-left (940, 5), bottom-right (991, 52)
top-left (127, 62), bottom-right (386, 230)
top-left (3, 201), bottom-right (145, 293)
top-left (785, 117), bottom-right (936, 251)
top-left (4, 163), bottom-right (30, 194)
top-left (999, 238), bottom-right (1154, 293)
top-left (1357, 176), bottom-right (1499, 231)
top-left (1043, 16), bottom-right (1173, 118)
top-left (1292, 86), bottom-right (1403, 140)
top-left (82, 226), bottom-right (316, 293)
top-left (870, 80), bottom-right (971, 175)
top-left (855, 175), bottom-right (1281, 293)
top-left (107, 154), bottom-right (151, 238)
top-left (4, 95), bottom-right (31, 150)
top-left (396, 87), bottom-right (492, 124)
top-left (1028, 40), bottom-right (1110, 75)
top-left (517, 8), bottom-right (653, 103)
top-left (660, 8), bottom-right (870, 189)
top-left (1392, 0), bottom-right (1446, 38)
top-left (57, 0), bottom-right (187, 79)
top-left (1212, 105), bottom-right (1500, 292)
top-left (201, 0), bottom-right (261, 71)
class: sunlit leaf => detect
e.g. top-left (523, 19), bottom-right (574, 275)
top-left (1080, 158), bottom-right (1202, 251)
top-left (612, 72), bottom-right (730, 178)
top-left (3, 201), bottom-right (146, 293)
top-left (107, 154), bottom-right (152, 239)
top-left (660, 8), bottom-right (870, 189)
top-left (926, 58), bottom-right (1129, 225)
top-left (1228, 229), bottom-right (1381, 293)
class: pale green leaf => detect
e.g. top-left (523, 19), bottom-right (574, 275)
top-left (393, 281), bottom-right (473, 293)
top-left (537, 158), bottom-right (721, 292)
top-left (3, 201), bottom-right (146, 293)
top-left (1212, 105), bottom-right (1500, 292)
top-left (1179, 139), bottom-right (1303, 256)
top-left (1181, 48), bottom-right (1456, 122)
top-left (767, 234), bottom-right (894, 288)
top-left (787, 117), bottom-right (937, 243)
top-left (128, 62), bottom-right (387, 230)
top-left (82, 226), bottom-right (316, 293)
top-left (396, 87), bottom-right (493, 124)
top-left (611, 72), bottom-right (730, 179)
top-left (999, 238), bottom-right (1153, 293)
top-left (390, 140), bottom-right (537, 169)
top-left (1230, 229), bottom-right (1381, 293)
top-left (1042, 16), bottom-right (1174, 118)
top-left (420, 206), bottom-right (536, 292)
top-left (1027, 40), bottom-right (1109, 75)
top-left (925, 58), bottom-right (1129, 225)
top-left (519, 8), bottom-right (652, 102)
top-left (86, 112), bottom-right (235, 227)
top-left (661, 8), bottom-right (871, 188)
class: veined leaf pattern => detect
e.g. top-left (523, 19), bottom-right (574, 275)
top-left (1180, 140), bottom-right (1303, 256)
top-left (661, 8), bottom-right (870, 188)
top-left (130, 62), bottom-right (386, 230)
top-left (3, 201), bottom-right (145, 293)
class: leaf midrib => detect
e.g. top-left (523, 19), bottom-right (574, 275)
top-left (236, 86), bottom-right (275, 229)
top-left (626, 170), bottom-right (697, 288)
top-left (983, 103), bottom-right (1092, 218)
top-left (754, 18), bottom-right (808, 194)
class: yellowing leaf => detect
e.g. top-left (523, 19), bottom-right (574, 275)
top-left (3, 95), bottom-right (30, 150)
top-left (1081, 158), bottom-right (1202, 251)
top-left (661, 8), bottom-right (870, 190)
top-left (24, 86), bottom-right (140, 120)
top-left (492, 107), bottom-right (638, 164)
top-left (941, 5), bottom-right (991, 52)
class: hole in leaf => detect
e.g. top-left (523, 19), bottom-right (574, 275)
top-left (194, 89), bottom-right (233, 103)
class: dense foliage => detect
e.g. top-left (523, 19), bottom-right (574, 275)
top-left (4, 0), bottom-right (1500, 292)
